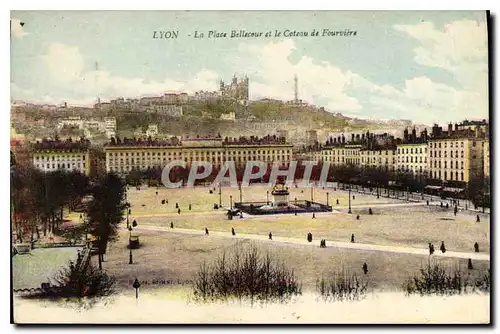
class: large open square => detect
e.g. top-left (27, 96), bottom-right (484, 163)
top-left (90, 184), bottom-right (491, 296)
top-left (126, 185), bottom-right (490, 254)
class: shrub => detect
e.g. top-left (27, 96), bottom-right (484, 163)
top-left (192, 243), bottom-right (302, 304)
top-left (52, 261), bottom-right (116, 299)
top-left (404, 261), bottom-right (469, 296)
top-left (475, 269), bottom-right (491, 293)
top-left (316, 268), bottom-right (368, 302)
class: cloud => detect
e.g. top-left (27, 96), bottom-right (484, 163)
top-left (348, 74), bottom-right (487, 125)
top-left (12, 23), bottom-right (488, 126)
top-left (23, 43), bottom-right (219, 105)
top-left (394, 20), bottom-right (488, 92)
top-left (11, 18), bottom-right (29, 39)
top-left (234, 39), bottom-right (362, 112)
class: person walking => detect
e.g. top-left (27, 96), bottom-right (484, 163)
top-left (231, 227), bottom-right (236, 236)
top-left (429, 243), bottom-right (434, 255)
top-left (170, 222), bottom-right (174, 229)
top-left (362, 263), bottom-right (368, 275)
top-left (269, 232), bottom-right (272, 240)
top-left (440, 241), bottom-right (446, 253)
top-left (205, 227), bottom-right (209, 236)
top-left (351, 234), bottom-right (355, 243)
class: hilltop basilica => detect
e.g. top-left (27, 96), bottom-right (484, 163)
top-left (219, 75), bottom-right (249, 106)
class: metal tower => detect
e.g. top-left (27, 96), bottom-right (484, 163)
top-left (294, 74), bottom-right (298, 103)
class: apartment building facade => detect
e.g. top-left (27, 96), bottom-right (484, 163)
top-left (396, 143), bottom-right (428, 176)
top-left (104, 137), bottom-right (293, 174)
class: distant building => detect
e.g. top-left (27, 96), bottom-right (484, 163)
top-left (104, 135), bottom-right (292, 174)
top-left (57, 116), bottom-right (84, 130)
top-left (483, 139), bottom-right (490, 178)
top-left (276, 129), bottom-right (288, 141)
top-left (306, 130), bottom-right (318, 146)
top-left (104, 117), bottom-right (117, 138)
top-left (428, 123), bottom-right (486, 183)
top-left (396, 143), bottom-right (428, 176)
top-left (146, 104), bottom-right (183, 117)
top-left (146, 124), bottom-right (159, 137)
top-left (360, 146), bottom-right (397, 171)
top-left (220, 112), bottom-right (236, 121)
top-left (31, 139), bottom-right (91, 175)
top-left (219, 75), bottom-right (249, 105)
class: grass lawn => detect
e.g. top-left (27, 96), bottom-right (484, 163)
top-left (95, 229), bottom-right (490, 294)
top-left (128, 194), bottom-right (490, 254)
top-left (125, 184), bottom-right (401, 215)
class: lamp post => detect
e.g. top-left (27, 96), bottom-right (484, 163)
top-left (230, 195), bottom-right (233, 210)
top-left (126, 205), bottom-right (130, 229)
top-left (348, 183), bottom-right (352, 214)
top-left (219, 183), bottom-right (222, 206)
top-left (128, 225), bottom-right (133, 264)
top-left (239, 182), bottom-right (242, 203)
top-left (326, 192), bottom-right (329, 207)
top-left (267, 191), bottom-right (269, 205)
top-left (311, 186), bottom-right (314, 202)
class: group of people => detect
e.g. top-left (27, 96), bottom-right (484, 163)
top-left (428, 241), bottom-right (447, 255)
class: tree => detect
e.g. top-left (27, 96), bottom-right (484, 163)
top-left (87, 173), bottom-right (126, 269)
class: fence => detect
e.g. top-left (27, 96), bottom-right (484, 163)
top-left (234, 200), bottom-right (332, 215)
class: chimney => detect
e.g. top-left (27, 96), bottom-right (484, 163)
top-left (403, 128), bottom-right (409, 141)
top-left (411, 127), bottom-right (417, 142)
top-left (448, 123), bottom-right (453, 135)
top-left (455, 123), bottom-right (459, 132)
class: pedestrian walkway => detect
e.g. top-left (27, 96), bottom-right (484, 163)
top-left (131, 225), bottom-right (490, 262)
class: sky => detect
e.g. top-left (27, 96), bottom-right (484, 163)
top-left (10, 11), bottom-right (488, 125)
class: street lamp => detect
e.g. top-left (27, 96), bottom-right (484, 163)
top-left (348, 184), bottom-right (352, 214)
top-left (230, 195), bottom-right (233, 210)
top-left (128, 225), bottom-right (133, 264)
top-left (267, 190), bottom-right (269, 205)
top-left (219, 183), bottom-right (222, 206)
top-left (311, 186), bottom-right (314, 202)
top-left (326, 192), bottom-right (329, 207)
top-left (239, 182), bottom-right (242, 203)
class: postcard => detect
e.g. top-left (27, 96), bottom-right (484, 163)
top-left (10, 10), bottom-right (490, 324)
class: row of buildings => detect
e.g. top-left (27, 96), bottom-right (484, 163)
top-left (93, 75), bottom-right (250, 115)
top-left (309, 121), bottom-right (489, 183)
top-left (57, 116), bottom-right (117, 139)
top-left (16, 120), bottom-right (489, 188)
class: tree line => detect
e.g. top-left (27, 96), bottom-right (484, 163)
top-left (11, 158), bottom-right (126, 269)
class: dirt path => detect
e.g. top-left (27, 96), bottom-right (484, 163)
top-left (131, 225), bottom-right (490, 262)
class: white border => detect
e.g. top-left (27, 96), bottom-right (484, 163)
top-left (3, 1), bottom-right (498, 332)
